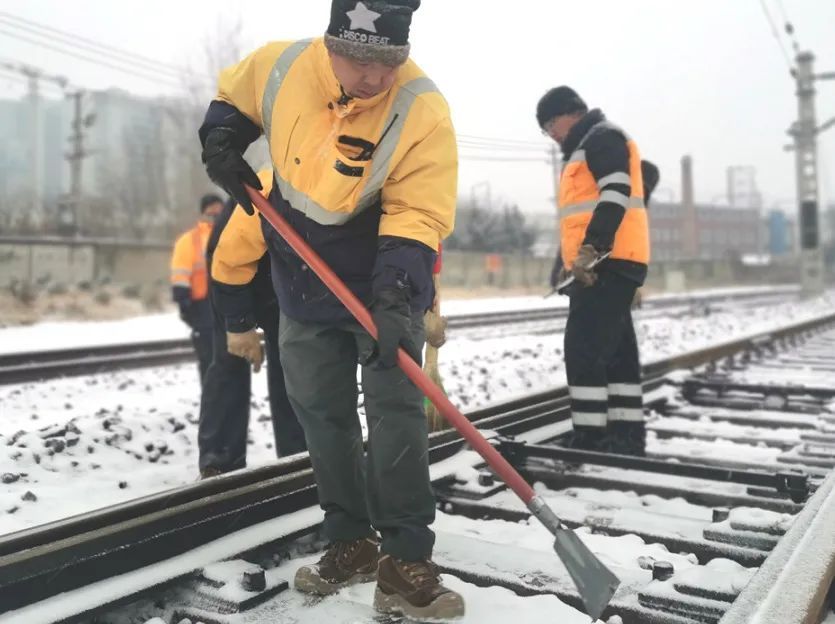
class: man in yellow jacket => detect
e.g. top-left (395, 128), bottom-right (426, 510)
top-left (537, 86), bottom-right (650, 457)
top-left (200, 1), bottom-right (462, 619)
top-left (170, 194), bottom-right (224, 384)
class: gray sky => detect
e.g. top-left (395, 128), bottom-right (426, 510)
top-left (2, 0), bottom-right (835, 215)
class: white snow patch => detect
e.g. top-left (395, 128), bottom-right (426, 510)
top-left (2, 293), bottom-right (833, 534)
top-left (0, 506), bottom-right (324, 624)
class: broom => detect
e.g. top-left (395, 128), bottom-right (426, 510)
top-left (423, 272), bottom-right (448, 431)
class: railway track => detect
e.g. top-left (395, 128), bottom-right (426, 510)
top-left (0, 286), bottom-right (800, 385)
top-left (1, 309), bottom-right (833, 623)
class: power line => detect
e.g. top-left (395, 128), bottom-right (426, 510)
top-left (0, 11), bottom-right (194, 80)
top-left (0, 28), bottom-right (186, 88)
top-left (0, 68), bottom-right (26, 84)
top-left (773, 0), bottom-right (801, 54)
top-left (458, 133), bottom-right (546, 147)
top-left (758, 0), bottom-right (795, 75)
top-left (458, 142), bottom-right (547, 154)
top-left (458, 155), bottom-right (547, 163)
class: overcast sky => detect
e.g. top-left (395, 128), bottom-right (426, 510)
top-left (2, 0), bottom-right (835, 216)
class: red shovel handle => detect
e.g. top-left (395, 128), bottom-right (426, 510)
top-left (246, 185), bottom-right (536, 504)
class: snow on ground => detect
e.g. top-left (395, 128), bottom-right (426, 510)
top-left (0, 291), bottom-right (833, 535)
top-left (0, 312), bottom-right (190, 355)
top-left (0, 284), bottom-right (801, 356)
top-left (647, 414), bottom-right (806, 446)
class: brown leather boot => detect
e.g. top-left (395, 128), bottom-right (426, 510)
top-left (294, 537), bottom-right (379, 595)
top-left (373, 555), bottom-right (465, 620)
top-left (199, 466), bottom-right (224, 480)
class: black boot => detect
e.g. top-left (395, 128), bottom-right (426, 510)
top-left (608, 421), bottom-right (646, 456)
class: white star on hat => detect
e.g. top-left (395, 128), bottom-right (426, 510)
top-left (346, 1), bottom-right (381, 33)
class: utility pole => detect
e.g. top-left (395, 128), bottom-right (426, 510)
top-left (62, 90), bottom-right (94, 235)
top-left (788, 51), bottom-right (835, 295)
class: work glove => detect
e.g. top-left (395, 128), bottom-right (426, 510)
top-left (424, 309), bottom-right (447, 349)
top-left (571, 244), bottom-right (600, 287)
top-left (227, 329), bottom-right (264, 372)
top-left (202, 127), bottom-right (262, 215)
top-left (369, 288), bottom-right (421, 370)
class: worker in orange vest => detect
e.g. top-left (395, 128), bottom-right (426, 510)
top-left (538, 86), bottom-right (650, 456)
top-left (170, 194), bottom-right (224, 384)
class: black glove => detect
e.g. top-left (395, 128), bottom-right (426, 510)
top-left (178, 301), bottom-right (193, 326)
top-left (202, 127), bottom-right (262, 215)
top-left (369, 287), bottom-right (421, 370)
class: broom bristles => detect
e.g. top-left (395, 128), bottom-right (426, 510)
top-left (424, 272), bottom-right (449, 432)
top-left (424, 347), bottom-right (447, 432)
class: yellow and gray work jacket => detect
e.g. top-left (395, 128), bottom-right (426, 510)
top-left (201, 37), bottom-right (457, 326)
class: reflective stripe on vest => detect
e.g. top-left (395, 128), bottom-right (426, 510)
top-left (559, 197), bottom-right (645, 221)
top-left (260, 42), bottom-right (438, 226)
top-left (558, 120), bottom-right (649, 266)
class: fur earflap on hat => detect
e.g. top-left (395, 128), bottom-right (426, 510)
top-left (325, 0), bottom-right (420, 66)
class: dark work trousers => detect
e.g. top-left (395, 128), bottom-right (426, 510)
top-left (191, 326), bottom-right (214, 386)
top-left (186, 298), bottom-right (214, 386)
top-left (278, 312), bottom-right (435, 562)
top-left (563, 271), bottom-right (643, 429)
top-left (198, 295), bottom-right (307, 473)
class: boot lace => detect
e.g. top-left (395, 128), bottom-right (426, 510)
top-left (401, 560), bottom-right (440, 589)
top-left (320, 540), bottom-right (362, 568)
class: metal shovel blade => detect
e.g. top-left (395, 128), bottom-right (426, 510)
top-left (554, 528), bottom-right (620, 621)
top-left (529, 495), bottom-right (619, 619)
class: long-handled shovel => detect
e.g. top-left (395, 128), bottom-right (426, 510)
top-left (246, 185), bottom-right (620, 620)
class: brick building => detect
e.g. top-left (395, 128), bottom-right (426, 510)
top-left (648, 202), bottom-right (764, 262)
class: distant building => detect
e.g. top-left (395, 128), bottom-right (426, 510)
top-left (0, 96), bottom-right (66, 228)
top-left (649, 202), bottom-right (764, 262)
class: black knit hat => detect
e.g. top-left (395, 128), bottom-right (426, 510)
top-left (199, 193), bottom-right (223, 214)
top-left (536, 86), bottom-right (588, 128)
top-left (325, 0), bottom-right (421, 67)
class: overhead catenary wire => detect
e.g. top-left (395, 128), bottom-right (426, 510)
top-left (0, 68), bottom-right (27, 85)
top-left (773, 0), bottom-right (801, 54)
top-left (0, 64), bottom-right (67, 93)
top-left (758, 0), bottom-right (795, 75)
top-left (458, 155), bottom-right (548, 163)
top-left (0, 14), bottom-right (212, 91)
top-left (457, 142), bottom-right (548, 153)
top-left (458, 133), bottom-right (547, 147)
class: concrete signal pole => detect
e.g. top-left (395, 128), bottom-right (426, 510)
top-left (789, 52), bottom-right (835, 294)
top-left (64, 90), bottom-right (94, 235)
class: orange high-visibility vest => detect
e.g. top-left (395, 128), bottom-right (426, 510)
top-left (558, 121), bottom-right (650, 268)
top-left (170, 221), bottom-right (211, 301)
